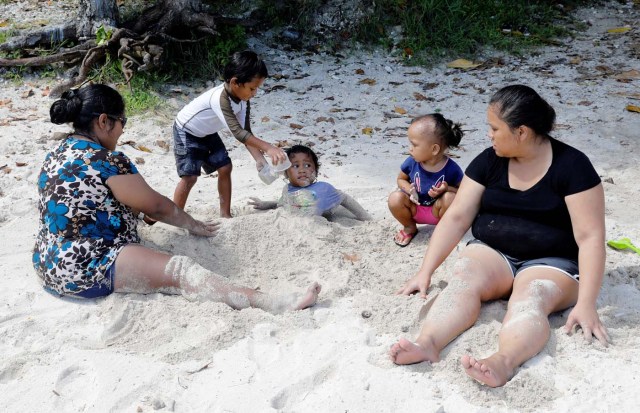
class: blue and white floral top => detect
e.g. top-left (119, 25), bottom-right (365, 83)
top-left (32, 137), bottom-right (140, 295)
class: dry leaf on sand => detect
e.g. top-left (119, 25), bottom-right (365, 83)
top-left (342, 253), bottom-right (360, 263)
top-left (394, 107), bottom-right (407, 115)
top-left (446, 59), bottom-right (481, 69)
top-left (607, 27), bottom-right (631, 33)
top-left (358, 78), bottom-right (377, 86)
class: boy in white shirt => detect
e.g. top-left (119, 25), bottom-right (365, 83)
top-left (170, 50), bottom-right (286, 218)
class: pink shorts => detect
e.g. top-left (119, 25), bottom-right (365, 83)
top-left (413, 205), bottom-right (440, 225)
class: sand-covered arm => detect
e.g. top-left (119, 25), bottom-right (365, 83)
top-left (340, 193), bottom-right (372, 221)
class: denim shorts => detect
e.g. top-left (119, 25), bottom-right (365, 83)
top-left (44, 264), bottom-right (115, 299)
top-left (468, 239), bottom-right (580, 282)
top-left (173, 122), bottom-right (231, 177)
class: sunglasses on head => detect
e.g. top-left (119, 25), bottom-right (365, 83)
top-left (91, 112), bottom-right (127, 128)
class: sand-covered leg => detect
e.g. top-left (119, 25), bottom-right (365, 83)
top-left (165, 256), bottom-right (320, 313)
top-left (254, 282), bottom-right (322, 314)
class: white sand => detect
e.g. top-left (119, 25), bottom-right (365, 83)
top-left (1, 2), bottom-right (640, 412)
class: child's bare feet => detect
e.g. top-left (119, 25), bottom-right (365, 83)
top-left (389, 337), bottom-right (439, 365)
top-left (293, 282), bottom-right (322, 310)
top-left (461, 354), bottom-right (514, 387)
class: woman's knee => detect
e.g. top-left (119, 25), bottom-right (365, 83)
top-left (453, 248), bottom-right (514, 299)
top-left (114, 245), bottom-right (173, 292)
top-left (449, 256), bottom-right (492, 295)
top-left (512, 272), bottom-right (577, 313)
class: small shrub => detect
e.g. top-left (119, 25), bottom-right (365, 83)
top-left (165, 24), bottom-right (247, 81)
top-left (353, 0), bottom-right (598, 62)
top-left (88, 56), bottom-right (165, 115)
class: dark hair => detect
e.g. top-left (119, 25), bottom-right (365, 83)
top-left (286, 144), bottom-right (320, 172)
top-left (50, 84), bottom-right (125, 134)
top-left (223, 50), bottom-right (268, 84)
top-left (412, 113), bottom-right (463, 148)
top-left (489, 85), bottom-right (556, 136)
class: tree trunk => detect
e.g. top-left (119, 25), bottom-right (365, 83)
top-left (126, 0), bottom-right (216, 37)
top-left (77, 0), bottom-right (120, 38)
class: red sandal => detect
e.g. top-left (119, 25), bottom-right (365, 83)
top-left (394, 229), bottom-right (418, 247)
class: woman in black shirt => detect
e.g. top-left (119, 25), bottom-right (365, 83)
top-left (391, 85), bottom-right (609, 387)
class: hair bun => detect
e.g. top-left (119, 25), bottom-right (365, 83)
top-left (50, 89), bottom-right (82, 124)
top-left (442, 116), bottom-right (463, 148)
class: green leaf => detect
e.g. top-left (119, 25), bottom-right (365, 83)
top-left (96, 25), bottom-right (112, 46)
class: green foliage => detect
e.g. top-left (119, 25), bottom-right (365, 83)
top-left (95, 25), bottom-right (112, 46)
top-left (0, 23), bottom-right (17, 49)
top-left (88, 56), bottom-right (165, 115)
top-left (119, 75), bottom-right (164, 115)
top-left (165, 24), bottom-right (247, 81)
top-left (1, 66), bottom-right (26, 83)
top-left (0, 48), bottom-right (21, 59)
top-left (257, 0), bottom-right (323, 28)
top-left (353, 0), bottom-right (597, 62)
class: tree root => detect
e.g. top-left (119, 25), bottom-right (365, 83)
top-left (0, 0), bottom-right (221, 96)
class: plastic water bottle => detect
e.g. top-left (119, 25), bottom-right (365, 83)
top-left (258, 158), bottom-right (291, 185)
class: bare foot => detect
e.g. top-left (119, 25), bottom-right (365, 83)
top-left (253, 282), bottom-right (321, 314)
top-left (389, 337), bottom-right (439, 365)
top-left (461, 354), bottom-right (514, 387)
top-left (293, 282), bottom-right (322, 310)
top-left (220, 213), bottom-right (233, 219)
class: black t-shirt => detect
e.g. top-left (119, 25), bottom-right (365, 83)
top-left (465, 138), bottom-right (601, 260)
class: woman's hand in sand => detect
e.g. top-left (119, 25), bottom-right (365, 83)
top-left (563, 302), bottom-right (611, 347)
top-left (187, 220), bottom-right (220, 237)
top-left (396, 271), bottom-right (432, 298)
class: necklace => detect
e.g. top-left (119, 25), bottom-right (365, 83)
top-left (72, 131), bottom-right (103, 147)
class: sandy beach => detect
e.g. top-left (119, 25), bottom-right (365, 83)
top-left (1, 1), bottom-right (640, 412)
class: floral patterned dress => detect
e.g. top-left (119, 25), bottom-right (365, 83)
top-left (32, 137), bottom-right (140, 296)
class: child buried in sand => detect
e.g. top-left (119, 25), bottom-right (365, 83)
top-left (248, 145), bottom-right (372, 221)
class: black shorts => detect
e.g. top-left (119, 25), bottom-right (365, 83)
top-left (173, 122), bottom-right (231, 177)
top-left (468, 239), bottom-right (580, 282)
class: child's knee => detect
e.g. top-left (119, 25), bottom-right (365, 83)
top-left (388, 190), bottom-right (407, 208)
top-left (434, 192), bottom-right (456, 216)
top-left (217, 163), bottom-right (233, 176)
top-left (181, 175), bottom-right (198, 186)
